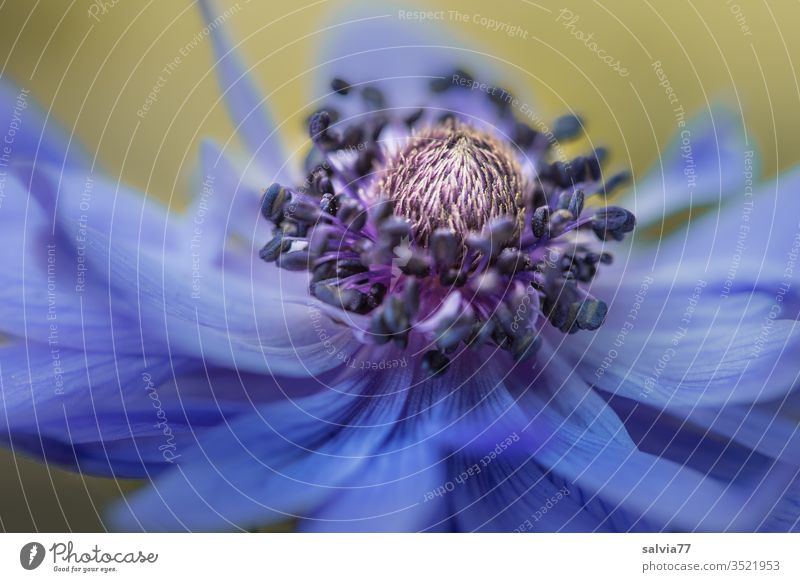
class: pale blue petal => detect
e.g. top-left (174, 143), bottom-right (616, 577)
top-left (198, 0), bottom-right (287, 178)
top-left (0, 79), bottom-right (91, 171)
top-left (109, 363), bottom-right (414, 531)
top-left (622, 107), bottom-right (752, 229)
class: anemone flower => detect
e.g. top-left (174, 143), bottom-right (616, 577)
top-left (1, 1), bottom-right (799, 533)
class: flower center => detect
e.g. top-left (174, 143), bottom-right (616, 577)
top-left (379, 119), bottom-right (525, 246)
top-left (256, 72), bottom-right (635, 376)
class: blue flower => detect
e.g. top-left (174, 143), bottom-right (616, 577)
top-left (1, 0), bottom-right (799, 532)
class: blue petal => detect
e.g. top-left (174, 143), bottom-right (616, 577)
top-left (451, 454), bottom-right (649, 532)
top-left (510, 343), bottom-right (795, 531)
top-left (571, 289), bottom-right (800, 407)
top-left (759, 477), bottom-right (800, 532)
top-left (621, 107), bottom-right (752, 229)
top-left (575, 164), bottom-right (800, 409)
top-left (198, 0), bottom-right (287, 178)
top-left (108, 363), bottom-right (415, 531)
top-left (0, 172), bottom-right (142, 351)
top-left (0, 79), bottom-right (91, 171)
top-left (297, 437), bottom-right (448, 532)
top-left (1, 338), bottom-right (325, 479)
top-left (311, 0), bottom-right (535, 117)
top-left (24, 160), bottom-right (352, 377)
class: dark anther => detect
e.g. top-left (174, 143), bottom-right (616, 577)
top-left (313, 283), bottom-right (370, 314)
top-left (309, 167), bottom-right (333, 195)
top-left (308, 110), bottom-right (332, 144)
top-left (469, 318), bottom-right (496, 346)
top-left (496, 248), bottom-right (530, 276)
top-left (355, 147), bottom-right (378, 177)
top-left (371, 115), bottom-right (390, 141)
top-left (261, 183), bottom-right (291, 223)
top-left (340, 125), bottom-right (365, 149)
top-left (553, 114), bottom-right (584, 141)
top-left (310, 260), bottom-right (337, 284)
top-left (512, 122), bottom-right (538, 149)
top-left (453, 68), bottom-right (474, 84)
top-left (568, 190), bottom-right (585, 218)
top-left (307, 225), bottom-right (334, 258)
top-left (511, 331), bottom-right (541, 362)
top-left (367, 283), bottom-right (387, 309)
top-left (438, 112), bottom-right (457, 124)
top-left (276, 250), bottom-right (310, 271)
top-left (337, 198), bottom-right (367, 231)
top-left (592, 207), bottom-right (636, 241)
top-left (331, 77), bottom-right (351, 95)
top-left (600, 171), bottom-right (632, 196)
top-left (404, 108), bottom-right (425, 128)
top-left (439, 268), bottom-right (468, 287)
top-left (399, 251), bottom-right (431, 278)
top-left (531, 206), bottom-right (551, 238)
top-left (378, 216), bottom-right (411, 245)
top-left (258, 233), bottom-right (290, 262)
top-left (485, 216), bottom-right (517, 254)
top-left (488, 87), bottom-right (513, 116)
top-left (382, 296), bottom-right (410, 335)
top-left (435, 313), bottom-right (474, 351)
top-left (575, 299), bottom-right (607, 331)
top-left (429, 76), bottom-right (452, 93)
top-left (361, 86), bottom-right (385, 109)
top-left (430, 228), bottom-right (459, 267)
top-left (422, 350), bottom-right (450, 377)
top-left (372, 199), bottom-right (395, 224)
top-left (288, 198), bottom-right (322, 224)
top-left (320, 193), bottom-right (339, 216)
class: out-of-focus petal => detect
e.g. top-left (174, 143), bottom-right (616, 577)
top-left (0, 172), bottom-right (142, 351)
top-left (109, 363), bottom-right (415, 531)
top-left (0, 79), bottom-right (91, 171)
top-left (198, 0), bottom-right (288, 180)
top-left (620, 107), bottom-right (752, 230)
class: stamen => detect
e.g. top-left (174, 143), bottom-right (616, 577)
top-left (256, 73), bottom-right (637, 373)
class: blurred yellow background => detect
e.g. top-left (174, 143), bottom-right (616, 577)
top-left (1, 0), bottom-right (798, 530)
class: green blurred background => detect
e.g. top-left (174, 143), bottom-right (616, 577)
top-left (1, 0), bottom-right (798, 531)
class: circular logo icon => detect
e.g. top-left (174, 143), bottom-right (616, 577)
top-left (20, 542), bottom-right (46, 570)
